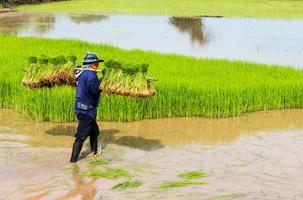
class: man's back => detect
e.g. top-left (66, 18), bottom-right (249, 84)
top-left (74, 70), bottom-right (101, 119)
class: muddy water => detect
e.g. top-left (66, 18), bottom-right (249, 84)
top-left (1, 109), bottom-right (303, 199)
top-left (1, 12), bottom-right (303, 68)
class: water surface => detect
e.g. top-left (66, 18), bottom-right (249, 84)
top-left (1, 12), bottom-right (303, 67)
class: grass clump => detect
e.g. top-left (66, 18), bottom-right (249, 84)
top-left (100, 59), bottom-right (156, 98)
top-left (85, 168), bottom-right (132, 179)
top-left (22, 55), bottom-right (77, 88)
top-left (178, 171), bottom-right (206, 179)
top-left (158, 180), bottom-right (207, 189)
top-left (88, 159), bottom-right (109, 165)
top-left (111, 180), bottom-right (142, 190)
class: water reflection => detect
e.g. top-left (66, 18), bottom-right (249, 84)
top-left (55, 165), bottom-right (97, 200)
top-left (1, 12), bottom-right (303, 67)
top-left (69, 14), bottom-right (108, 24)
top-left (169, 17), bottom-right (208, 45)
top-left (0, 13), bottom-right (31, 34)
top-left (34, 14), bottom-right (55, 34)
top-left (0, 12), bottom-right (109, 35)
top-left (0, 13), bottom-right (55, 35)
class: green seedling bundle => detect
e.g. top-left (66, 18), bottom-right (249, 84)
top-left (22, 55), bottom-right (77, 88)
top-left (100, 60), bottom-right (156, 98)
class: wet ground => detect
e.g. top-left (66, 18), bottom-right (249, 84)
top-left (0, 12), bottom-right (303, 68)
top-left (1, 109), bottom-right (303, 199)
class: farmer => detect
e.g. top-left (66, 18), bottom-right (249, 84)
top-left (70, 52), bottom-right (104, 163)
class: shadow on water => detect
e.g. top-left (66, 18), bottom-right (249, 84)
top-left (45, 126), bottom-right (164, 151)
top-left (114, 136), bottom-right (164, 151)
top-left (169, 17), bottom-right (208, 45)
top-left (45, 125), bottom-right (77, 136)
top-left (101, 129), bottom-right (164, 151)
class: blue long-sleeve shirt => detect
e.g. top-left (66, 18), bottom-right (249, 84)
top-left (74, 70), bottom-right (101, 119)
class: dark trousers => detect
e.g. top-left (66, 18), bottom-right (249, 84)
top-left (70, 114), bottom-right (100, 162)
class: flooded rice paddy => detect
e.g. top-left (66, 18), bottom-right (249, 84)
top-left (0, 12), bottom-right (303, 68)
top-left (1, 109), bottom-right (303, 199)
top-left (1, 11), bottom-right (303, 199)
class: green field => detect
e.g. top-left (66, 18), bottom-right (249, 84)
top-left (1, 35), bottom-right (303, 122)
top-left (18, 0), bottom-right (303, 19)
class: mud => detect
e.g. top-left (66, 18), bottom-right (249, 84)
top-left (1, 109), bottom-right (303, 199)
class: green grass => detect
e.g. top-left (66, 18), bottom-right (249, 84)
top-left (111, 180), bottom-right (142, 190)
top-left (84, 168), bottom-right (132, 179)
top-left (158, 180), bottom-right (208, 189)
top-left (2, 35), bottom-right (303, 122)
top-left (17, 0), bottom-right (303, 19)
top-left (178, 171), bottom-right (206, 179)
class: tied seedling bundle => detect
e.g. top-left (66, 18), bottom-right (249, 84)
top-left (22, 55), bottom-right (77, 88)
top-left (100, 60), bottom-right (156, 98)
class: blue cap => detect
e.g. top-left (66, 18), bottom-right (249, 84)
top-left (82, 52), bottom-right (104, 65)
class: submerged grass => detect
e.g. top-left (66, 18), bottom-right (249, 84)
top-left (158, 181), bottom-right (208, 189)
top-left (2, 35), bottom-right (303, 122)
top-left (178, 171), bottom-right (206, 179)
top-left (111, 180), bottom-right (142, 190)
top-left (18, 0), bottom-right (303, 19)
top-left (85, 168), bottom-right (132, 179)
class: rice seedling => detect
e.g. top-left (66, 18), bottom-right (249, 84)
top-left (100, 59), bottom-right (156, 98)
top-left (22, 55), bottom-right (77, 88)
top-left (178, 171), bottom-right (206, 180)
top-left (84, 168), bottom-right (132, 179)
top-left (2, 35), bottom-right (303, 122)
top-left (111, 180), bottom-right (142, 190)
top-left (157, 180), bottom-right (208, 189)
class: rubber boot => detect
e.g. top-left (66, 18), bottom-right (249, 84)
top-left (70, 139), bottom-right (83, 163)
top-left (90, 136), bottom-right (98, 155)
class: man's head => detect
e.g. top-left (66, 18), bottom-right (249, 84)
top-left (92, 61), bottom-right (99, 69)
top-left (82, 52), bottom-right (104, 70)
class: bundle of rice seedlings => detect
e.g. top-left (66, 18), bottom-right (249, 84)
top-left (100, 60), bottom-right (156, 98)
top-left (22, 55), bottom-right (77, 88)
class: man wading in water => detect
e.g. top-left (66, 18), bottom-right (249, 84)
top-left (70, 52), bottom-right (104, 163)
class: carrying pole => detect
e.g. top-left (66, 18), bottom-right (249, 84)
top-left (74, 68), bottom-right (158, 81)
top-left (74, 68), bottom-right (102, 72)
